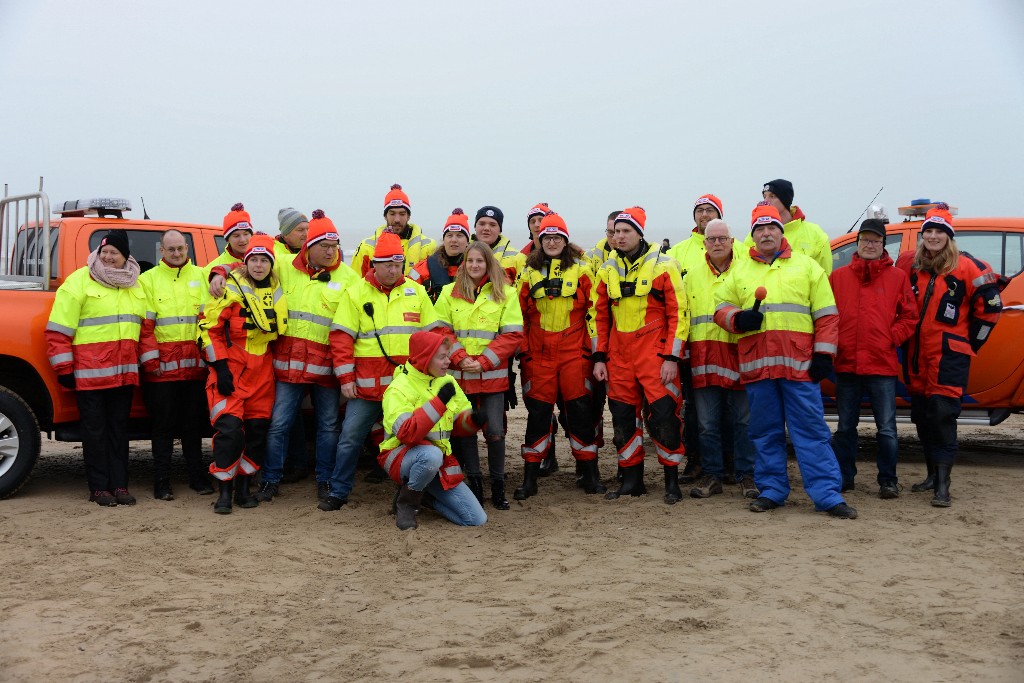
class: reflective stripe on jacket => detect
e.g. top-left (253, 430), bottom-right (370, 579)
top-left (379, 362), bottom-right (474, 489)
top-left (518, 259), bottom-right (596, 360)
top-left (714, 239), bottom-right (838, 383)
top-left (45, 266), bottom-right (147, 390)
top-left (351, 224), bottom-right (437, 277)
top-left (896, 251), bottom-right (1003, 399)
top-left (594, 243), bottom-right (689, 360)
top-left (684, 253), bottom-right (742, 389)
top-left (829, 252), bottom-right (919, 377)
top-left (329, 274), bottom-right (438, 401)
top-left (138, 260), bottom-right (207, 382)
top-left (271, 255), bottom-right (358, 385)
top-left (434, 279), bottom-right (524, 394)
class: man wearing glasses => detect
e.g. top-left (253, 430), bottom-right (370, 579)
top-left (684, 220), bottom-right (759, 500)
top-left (829, 219), bottom-right (919, 498)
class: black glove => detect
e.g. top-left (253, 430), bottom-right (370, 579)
top-left (437, 382), bottom-right (456, 404)
top-left (808, 353), bottom-right (833, 384)
top-left (470, 410), bottom-right (488, 429)
top-left (57, 373), bottom-right (76, 390)
top-left (212, 360), bottom-right (234, 396)
top-left (734, 309), bottom-right (765, 333)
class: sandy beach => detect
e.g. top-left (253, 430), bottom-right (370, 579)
top-left (2, 410), bottom-right (1022, 682)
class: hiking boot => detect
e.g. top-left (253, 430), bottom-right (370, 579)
top-left (749, 496), bottom-right (780, 513)
top-left (317, 480), bottom-right (330, 502)
top-left (113, 488), bottom-right (136, 506)
top-left (255, 481), bottom-right (279, 503)
top-left (679, 458), bottom-right (702, 485)
top-left (827, 502), bottom-right (859, 519)
top-left (739, 475), bottom-right (759, 499)
top-left (689, 474), bottom-right (723, 499)
top-left (879, 482), bottom-right (900, 499)
top-left (90, 490), bottom-right (117, 507)
top-left (318, 495), bottom-right (347, 511)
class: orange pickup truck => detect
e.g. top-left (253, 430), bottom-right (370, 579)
top-left (0, 186), bottom-right (224, 498)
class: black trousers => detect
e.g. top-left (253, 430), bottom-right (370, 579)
top-left (142, 379), bottom-right (208, 484)
top-left (910, 394), bottom-right (961, 466)
top-left (77, 385), bottom-right (134, 492)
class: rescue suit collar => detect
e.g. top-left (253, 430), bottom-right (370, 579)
top-left (365, 269), bottom-right (406, 295)
top-left (749, 237), bottom-right (792, 265)
top-left (293, 245), bottom-right (341, 278)
top-left (276, 234), bottom-right (300, 255)
top-left (616, 239), bottom-right (648, 264)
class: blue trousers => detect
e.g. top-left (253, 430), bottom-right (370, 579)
top-left (833, 374), bottom-right (898, 486)
top-left (693, 385), bottom-right (755, 480)
top-left (264, 382), bottom-right (340, 485)
top-left (400, 445), bottom-right (487, 526)
top-left (746, 378), bottom-right (845, 510)
top-left (328, 398), bottom-right (382, 500)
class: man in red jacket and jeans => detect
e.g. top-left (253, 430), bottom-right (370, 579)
top-left (829, 219), bottom-right (919, 498)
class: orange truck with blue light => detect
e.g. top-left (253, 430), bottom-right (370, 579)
top-left (0, 185), bottom-right (224, 498)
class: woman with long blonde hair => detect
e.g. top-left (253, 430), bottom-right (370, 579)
top-left (895, 203), bottom-right (1003, 507)
top-left (433, 241), bottom-right (523, 509)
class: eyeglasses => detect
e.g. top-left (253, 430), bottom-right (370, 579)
top-left (859, 239), bottom-right (884, 246)
top-left (705, 236), bottom-right (732, 244)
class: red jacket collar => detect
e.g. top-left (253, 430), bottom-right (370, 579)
top-left (365, 269), bottom-right (405, 294)
top-left (749, 237), bottom-right (792, 264)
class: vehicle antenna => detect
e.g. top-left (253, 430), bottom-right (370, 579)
top-left (846, 186), bottom-right (884, 233)
top-left (140, 196), bottom-right (150, 220)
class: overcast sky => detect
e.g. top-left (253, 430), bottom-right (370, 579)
top-left (2, 0), bottom-right (1022, 250)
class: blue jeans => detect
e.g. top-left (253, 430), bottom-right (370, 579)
top-left (264, 382), bottom-right (340, 484)
top-left (693, 386), bottom-right (755, 479)
top-left (746, 379), bottom-right (845, 511)
top-left (328, 398), bottom-right (382, 500)
top-left (834, 374), bottom-right (898, 486)
top-left (400, 444), bottom-right (487, 526)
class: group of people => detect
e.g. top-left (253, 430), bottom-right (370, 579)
top-left (45, 179), bottom-right (1004, 529)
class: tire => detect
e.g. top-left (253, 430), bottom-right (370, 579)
top-left (0, 387), bottom-right (41, 500)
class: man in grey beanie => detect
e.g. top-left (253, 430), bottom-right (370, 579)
top-left (275, 208), bottom-right (309, 260)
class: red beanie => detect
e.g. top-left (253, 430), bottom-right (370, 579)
top-left (527, 202), bottom-right (550, 223)
top-left (922, 202), bottom-right (955, 238)
top-left (306, 209), bottom-right (340, 248)
top-left (614, 206), bottom-right (647, 234)
top-left (223, 202), bottom-right (253, 238)
top-left (443, 208), bottom-right (471, 240)
top-left (693, 194), bottom-right (723, 220)
top-left (373, 231), bottom-right (405, 262)
top-left (538, 212), bottom-right (569, 241)
top-left (243, 234), bottom-right (276, 265)
top-left (407, 329), bottom-right (452, 374)
top-left (750, 201), bottom-right (785, 234)
top-left (383, 183), bottom-right (411, 215)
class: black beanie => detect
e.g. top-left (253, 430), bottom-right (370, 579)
top-left (99, 229), bottom-right (131, 259)
top-left (763, 179), bottom-right (795, 209)
top-left (475, 206), bottom-right (504, 231)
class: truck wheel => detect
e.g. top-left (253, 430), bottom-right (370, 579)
top-left (0, 387), bottom-right (41, 500)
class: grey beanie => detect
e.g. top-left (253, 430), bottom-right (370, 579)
top-left (278, 207), bottom-right (308, 236)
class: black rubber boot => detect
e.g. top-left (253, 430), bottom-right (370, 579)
top-left (214, 480), bottom-right (233, 514)
top-left (466, 475), bottom-right (485, 505)
top-left (395, 485), bottom-right (424, 530)
top-left (154, 479), bottom-right (174, 501)
top-left (514, 462), bottom-right (540, 500)
top-left (911, 458), bottom-right (936, 492)
top-left (575, 460), bottom-right (585, 488)
top-left (579, 459), bottom-right (607, 495)
top-left (605, 462), bottom-right (647, 500)
top-left (491, 479), bottom-right (510, 510)
top-left (233, 474), bottom-right (258, 509)
top-left (663, 465), bottom-right (683, 505)
top-left (931, 464), bottom-right (952, 507)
